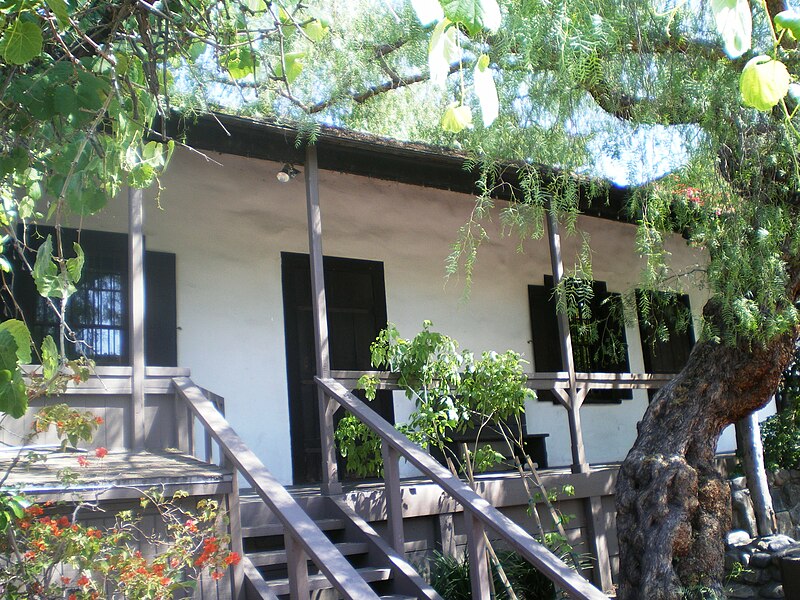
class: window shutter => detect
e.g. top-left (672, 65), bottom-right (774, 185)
top-left (145, 251), bottom-right (177, 366)
top-left (636, 290), bottom-right (694, 375)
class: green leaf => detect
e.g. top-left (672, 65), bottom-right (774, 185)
top-left (53, 85), bottom-right (77, 115)
top-left (303, 19), bottom-right (329, 42)
top-left (0, 320), bottom-right (31, 364)
top-left (428, 18), bottom-right (459, 86)
top-left (440, 0), bottom-right (501, 35)
top-left (441, 102), bottom-right (473, 133)
top-left (473, 54), bottom-right (498, 126)
top-left (32, 234), bottom-right (60, 298)
top-left (41, 335), bottom-right (58, 379)
top-left (775, 10), bottom-right (800, 41)
top-left (45, 0), bottom-right (69, 28)
top-left (0, 330), bottom-right (26, 418)
top-left (222, 47), bottom-right (257, 80)
top-left (276, 51), bottom-right (305, 84)
top-left (1, 17), bottom-right (43, 65)
top-left (740, 55), bottom-right (790, 111)
top-left (710, 0), bottom-right (752, 59)
top-left (65, 242), bottom-right (84, 285)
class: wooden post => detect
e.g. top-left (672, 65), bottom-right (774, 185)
top-left (381, 443), bottom-right (405, 554)
top-left (128, 186), bottom-right (146, 451)
top-left (285, 533), bottom-right (311, 599)
top-left (227, 474), bottom-right (245, 600)
top-left (584, 495), bottom-right (614, 593)
top-left (736, 412), bottom-right (777, 535)
top-left (545, 207), bottom-right (589, 474)
top-left (304, 144), bottom-right (342, 495)
top-left (464, 511), bottom-right (490, 600)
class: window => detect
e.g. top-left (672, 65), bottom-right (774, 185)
top-left (636, 290), bottom-right (694, 387)
top-left (4, 226), bottom-right (176, 366)
top-left (529, 276), bottom-right (630, 404)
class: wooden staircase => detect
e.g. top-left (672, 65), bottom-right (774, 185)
top-left (239, 494), bottom-right (440, 599)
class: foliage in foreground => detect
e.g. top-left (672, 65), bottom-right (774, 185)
top-left (761, 357), bottom-right (800, 472)
top-left (0, 404), bottom-right (239, 599)
top-left (427, 545), bottom-right (584, 600)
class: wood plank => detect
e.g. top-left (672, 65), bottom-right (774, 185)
top-left (0, 450), bottom-right (232, 500)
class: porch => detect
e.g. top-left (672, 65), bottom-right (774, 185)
top-left (0, 367), bottom-right (672, 599)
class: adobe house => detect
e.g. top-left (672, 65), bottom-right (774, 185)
top-left (0, 113), bottom-right (775, 598)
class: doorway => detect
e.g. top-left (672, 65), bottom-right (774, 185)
top-left (281, 252), bottom-right (395, 484)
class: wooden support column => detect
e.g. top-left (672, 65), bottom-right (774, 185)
top-left (128, 186), bottom-right (146, 451)
top-left (545, 207), bottom-right (589, 474)
top-left (584, 495), bottom-right (614, 593)
top-left (304, 144), bottom-right (342, 495)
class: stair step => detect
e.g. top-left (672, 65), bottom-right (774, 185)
top-left (265, 567), bottom-right (392, 595)
top-left (248, 542), bottom-right (369, 567)
top-left (243, 517), bottom-right (345, 539)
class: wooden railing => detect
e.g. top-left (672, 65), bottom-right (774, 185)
top-left (316, 376), bottom-right (611, 600)
top-left (172, 377), bottom-right (384, 600)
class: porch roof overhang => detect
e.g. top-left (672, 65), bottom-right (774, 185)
top-left (159, 112), bottom-right (632, 223)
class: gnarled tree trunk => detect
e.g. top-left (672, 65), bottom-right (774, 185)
top-left (616, 316), bottom-right (797, 599)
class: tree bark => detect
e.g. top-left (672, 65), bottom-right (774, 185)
top-left (616, 325), bottom-right (797, 599)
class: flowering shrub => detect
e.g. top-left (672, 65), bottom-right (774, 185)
top-left (0, 406), bottom-right (240, 599)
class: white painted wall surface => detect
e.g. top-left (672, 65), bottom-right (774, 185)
top-left (76, 147), bottom-right (733, 484)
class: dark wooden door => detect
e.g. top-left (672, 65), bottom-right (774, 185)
top-left (281, 252), bottom-right (394, 484)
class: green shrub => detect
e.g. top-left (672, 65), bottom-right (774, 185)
top-left (760, 397), bottom-right (800, 472)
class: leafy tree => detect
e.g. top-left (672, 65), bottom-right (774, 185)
top-left (5, 0), bottom-right (800, 599)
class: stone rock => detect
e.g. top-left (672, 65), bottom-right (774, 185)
top-left (732, 476), bottom-right (748, 491)
top-left (728, 550), bottom-right (747, 571)
top-left (785, 483), bottom-right (800, 507)
top-left (751, 552), bottom-right (773, 569)
top-left (727, 582), bottom-right (758, 598)
top-left (776, 512), bottom-right (796, 538)
top-left (773, 493), bottom-right (788, 512)
top-left (767, 535), bottom-right (798, 553)
top-left (775, 470), bottom-right (791, 487)
top-left (729, 529), bottom-right (755, 547)
top-left (759, 582), bottom-right (785, 598)
top-left (733, 489), bottom-right (759, 538)
top-left (743, 567), bottom-right (772, 584)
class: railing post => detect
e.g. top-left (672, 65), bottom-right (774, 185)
top-left (174, 392), bottom-right (190, 454)
top-left (464, 510), bottom-right (491, 600)
top-left (204, 429), bottom-right (213, 464)
top-left (285, 532), bottom-right (311, 599)
top-left (227, 472), bottom-right (245, 599)
top-left (381, 442), bottom-right (405, 555)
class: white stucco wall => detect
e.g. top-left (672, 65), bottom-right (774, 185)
top-left (74, 147), bottom-right (737, 484)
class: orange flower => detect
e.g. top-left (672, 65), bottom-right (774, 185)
top-left (76, 574), bottom-right (90, 587)
top-left (224, 552), bottom-right (241, 566)
top-left (77, 456), bottom-right (90, 467)
top-left (94, 447), bottom-right (108, 458)
top-left (94, 416), bottom-right (104, 425)
top-left (211, 570), bottom-right (224, 581)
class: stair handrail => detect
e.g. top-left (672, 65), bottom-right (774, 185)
top-left (316, 376), bottom-right (610, 600)
top-left (172, 377), bottom-right (382, 600)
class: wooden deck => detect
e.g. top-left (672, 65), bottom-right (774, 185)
top-left (0, 448), bottom-right (233, 501)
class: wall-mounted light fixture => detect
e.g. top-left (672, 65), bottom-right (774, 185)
top-left (277, 163), bottom-right (301, 183)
